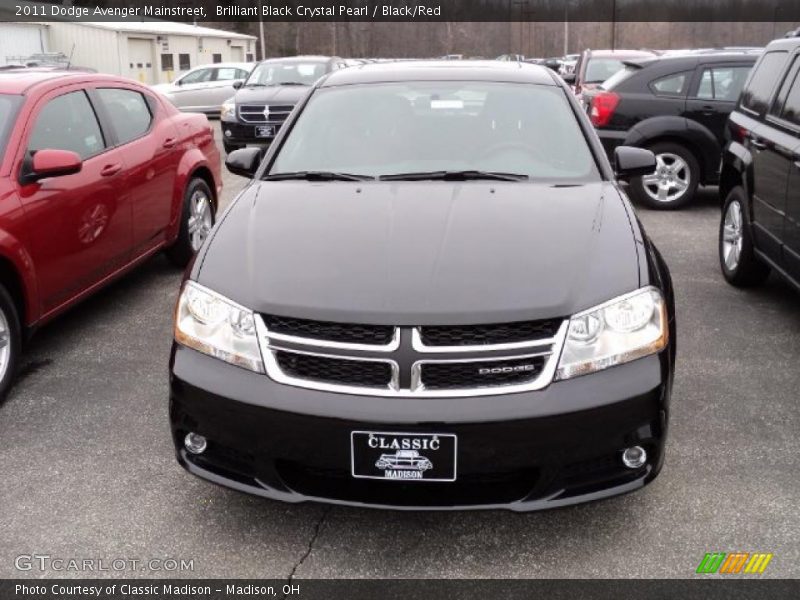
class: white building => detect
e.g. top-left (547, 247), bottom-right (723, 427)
top-left (0, 17), bottom-right (257, 85)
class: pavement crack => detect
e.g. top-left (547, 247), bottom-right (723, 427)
top-left (285, 505), bottom-right (332, 590)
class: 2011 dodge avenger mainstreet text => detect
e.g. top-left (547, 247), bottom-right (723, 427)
top-left (169, 61), bottom-right (676, 511)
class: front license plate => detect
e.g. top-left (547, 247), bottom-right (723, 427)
top-left (255, 125), bottom-right (275, 138)
top-left (351, 431), bottom-right (457, 482)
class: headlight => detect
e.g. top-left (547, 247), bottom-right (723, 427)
top-left (555, 286), bottom-right (668, 380)
top-left (174, 281), bottom-right (264, 373)
top-left (220, 99), bottom-right (236, 121)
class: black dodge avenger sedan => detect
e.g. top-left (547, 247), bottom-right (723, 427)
top-left (170, 61), bottom-right (676, 511)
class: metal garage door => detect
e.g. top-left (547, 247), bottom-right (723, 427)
top-left (127, 38), bottom-right (155, 83)
top-left (230, 46), bottom-right (244, 62)
top-left (0, 23), bottom-right (47, 65)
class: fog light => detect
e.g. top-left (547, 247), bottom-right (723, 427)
top-left (622, 445), bottom-right (647, 469)
top-left (184, 432), bottom-right (207, 455)
top-left (224, 129), bottom-right (232, 137)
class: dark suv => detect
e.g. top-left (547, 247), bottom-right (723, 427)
top-left (590, 49), bottom-right (760, 209)
top-left (220, 55), bottom-right (344, 153)
top-left (718, 36), bottom-right (800, 291)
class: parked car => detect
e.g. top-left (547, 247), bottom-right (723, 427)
top-left (718, 36), bottom-right (800, 290)
top-left (589, 49), bottom-right (760, 209)
top-left (559, 53), bottom-right (580, 76)
top-left (565, 49), bottom-right (658, 101)
top-left (151, 62), bottom-right (253, 116)
top-left (219, 55), bottom-right (344, 153)
top-left (170, 61), bottom-right (675, 511)
top-left (0, 69), bottom-right (221, 398)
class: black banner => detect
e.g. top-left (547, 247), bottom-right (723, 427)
top-left (2, 580), bottom-right (800, 600)
top-left (3, 0), bottom-right (800, 23)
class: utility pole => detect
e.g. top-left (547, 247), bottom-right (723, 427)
top-left (258, 0), bottom-right (266, 59)
top-left (563, 3), bottom-right (569, 55)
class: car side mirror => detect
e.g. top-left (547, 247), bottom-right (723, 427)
top-left (225, 147), bottom-right (262, 178)
top-left (232, 80), bottom-right (244, 90)
top-left (561, 72), bottom-right (576, 85)
top-left (614, 146), bottom-right (656, 180)
top-left (20, 149), bottom-right (82, 184)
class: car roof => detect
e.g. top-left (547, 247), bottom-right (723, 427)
top-left (0, 70), bottom-right (141, 95)
top-left (320, 60), bottom-right (558, 87)
top-left (585, 49), bottom-right (658, 58)
top-left (191, 62), bottom-right (253, 70)
top-left (256, 55), bottom-right (336, 65)
top-left (625, 49), bottom-right (761, 69)
top-left (765, 36), bottom-right (800, 51)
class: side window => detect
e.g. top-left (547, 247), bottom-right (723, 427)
top-left (97, 88), bottom-right (153, 145)
top-left (778, 69), bottom-right (800, 126)
top-left (28, 91), bottom-right (105, 160)
top-left (236, 69), bottom-right (249, 79)
top-left (740, 51), bottom-right (788, 114)
top-left (180, 68), bottom-right (212, 85)
top-left (215, 68), bottom-right (239, 81)
top-left (696, 66), bottom-right (753, 101)
top-left (768, 56), bottom-right (800, 119)
top-left (650, 72), bottom-right (691, 97)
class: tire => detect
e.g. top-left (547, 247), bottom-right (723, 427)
top-left (223, 140), bottom-right (243, 154)
top-left (0, 284), bottom-right (21, 402)
top-left (719, 186), bottom-right (770, 287)
top-left (165, 178), bottom-right (216, 268)
top-left (628, 142), bottom-right (700, 210)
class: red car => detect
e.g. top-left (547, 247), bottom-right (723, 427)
top-left (0, 70), bottom-right (221, 397)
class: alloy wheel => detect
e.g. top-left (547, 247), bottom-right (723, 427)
top-left (187, 190), bottom-right (213, 252)
top-left (722, 199), bottom-right (744, 271)
top-left (641, 152), bottom-right (691, 203)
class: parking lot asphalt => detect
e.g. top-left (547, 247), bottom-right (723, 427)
top-left (1, 122), bottom-right (798, 579)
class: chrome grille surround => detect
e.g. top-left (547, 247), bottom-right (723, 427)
top-left (238, 104), bottom-right (295, 124)
top-left (256, 316), bottom-right (568, 397)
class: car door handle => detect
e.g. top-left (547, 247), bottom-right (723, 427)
top-left (163, 138), bottom-right (176, 149)
top-left (100, 163), bottom-right (122, 177)
top-left (750, 139), bottom-right (767, 151)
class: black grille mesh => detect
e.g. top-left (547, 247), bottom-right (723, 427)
top-left (419, 319), bottom-right (561, 347)
top-left (263, 314), bottom-right (395, 346)
top-left (420, 356), bottom-right (546, 390)
top-left (275, 351), bottom-right (393, 388)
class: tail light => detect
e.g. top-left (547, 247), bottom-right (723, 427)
top-left (728, 120), bottom-right (748, 144)
top-left (590, 91), bottom-right (620, 128)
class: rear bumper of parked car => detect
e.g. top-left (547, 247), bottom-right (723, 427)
top-left (220, 119), bottom-right (278, 146)
top-left (169, 344), bottom-right (671, 512)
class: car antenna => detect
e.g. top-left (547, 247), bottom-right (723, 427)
top-left (66, 43), bottom-right (76, 70)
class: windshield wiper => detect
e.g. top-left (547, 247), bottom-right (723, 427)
top-left (379, 170), bottom-right (528, 182)
top-left (264, 171), bottom-right (375, 182)
top-left (244, 83), bottom-right (266, 87)
top-left (277, 81), bottom-right (307, 86)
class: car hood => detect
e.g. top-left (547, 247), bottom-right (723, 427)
top-left (196, 181), bottom-right (642, 325)
top-left (233, 85), bottom-right (310, 105)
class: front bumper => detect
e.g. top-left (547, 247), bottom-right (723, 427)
top-left (220, 119), bottom-right (279, 146)
top-left (169, 345), bottom-right (671, 511)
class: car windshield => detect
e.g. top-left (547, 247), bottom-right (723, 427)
top-left (245, 61), bottom-right (327, 86)
top-left (601, 65), bottom-right (640, 90)
top-left (0, 94), bottom-right (22, 157)
top-left (585, 58), bottom-right (626, 83)
top-left (269, 81), bottom-right (600, 181)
